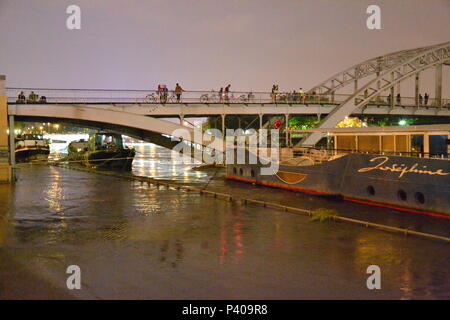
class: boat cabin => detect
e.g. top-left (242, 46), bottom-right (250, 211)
top-left (88, 133), bottom-right (124, 150)
top-left (288, 124), bottom-right (450, 158)
top-left (15, 134), bottom-right (49, 149)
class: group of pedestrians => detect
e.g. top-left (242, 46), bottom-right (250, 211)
top-left (387, 92), bottom-right (430, 107)
top-left (152, 83), bottom-right (316, 104)
top-left (386, 93), bottom-right (403, 106)
top-left (16, 91), bottom-right (46, 104)
top-left (156, 85), bottom-right (168, 103)
top-left (271, 85), bottom-right (311, 104)
top-left (155, 83), bottom-right (185, 103)
top-left (418, 93), bottom-right (430, 106)
top-left (218, 84), bottom-right (231, 102)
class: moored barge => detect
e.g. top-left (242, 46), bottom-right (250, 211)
top-left (68, 132), bottom-right (135, 170)
top-left (15, 134), bottom-right (50, 162)
top-left (226, 125), bottom-right (450, 217)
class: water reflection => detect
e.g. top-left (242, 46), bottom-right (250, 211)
top-left (0, 142), bottom-right (448, 299)
top-left (0, 184), bottom-right (13, 247)
top-left (44, 166), bottom-right (64, 213)
top-left (131, 143), bottom-right (206, 181)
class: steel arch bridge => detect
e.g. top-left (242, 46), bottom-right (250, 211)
top-left (300, 41), bottom-right (450, 146)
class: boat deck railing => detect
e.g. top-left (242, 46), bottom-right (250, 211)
top-left (6, 88), bottom-right (450, 108)
top-left (289, 147), bottom-right (450, 163)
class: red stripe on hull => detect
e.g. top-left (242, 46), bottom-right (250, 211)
top-left (226, 175), bottom-right (450, 220)
top-left (226, 175), bottom-right (335, 196)
top-left (343, 197), bottom-right (450, 220)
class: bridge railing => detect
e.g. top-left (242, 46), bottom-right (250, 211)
top-left (6, 88), bottom-right (450, 108)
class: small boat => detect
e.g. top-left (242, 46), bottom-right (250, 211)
top-left (226, 125), bottom-right (450, 217)
top-left (68, 132), bottom-right (135, 170)
top-left (15, 134), bottom-right (50, 163)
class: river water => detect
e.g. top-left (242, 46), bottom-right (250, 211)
top-left (0, 143), bottom-right (449, 299)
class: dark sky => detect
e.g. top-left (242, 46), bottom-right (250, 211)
top-left (0, 0), bottom-right (449, 96)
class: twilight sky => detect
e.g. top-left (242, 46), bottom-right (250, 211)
top-left (0, 0), bottom-right (449, 96)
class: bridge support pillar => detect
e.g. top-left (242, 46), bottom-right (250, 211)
top-left (285, 114), bottom-right (289, 147)
top-left (221, 114), bottom-right (226, 152)
top-left (396, 82), bottom-right (401, 99)
top-left (435, 63), bottom-right (442, 107)
top-left (221, 114), bottom-right (225, 134)
top-left (415, 72), bottom-right (420, 107)
top-left (390, 72), bottom-right (395, 108)
top-left (331, 80), bottom-right (335, 103)
top-left (0, 75), bottom-right (13, 183)
top-left (9, 115), bottom-right (15, 169)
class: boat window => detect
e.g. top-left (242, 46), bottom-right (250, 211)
top-left (397, 189), bottom-right (407, 202)
top-left (366, 185), bottom-right (375, 196)
top-left (429, 135), bottom-right (448, 158)
top-left (410, 135), bottom-right (424, 157)
top-left (395, 135), bottom-right (408, 153)
top-left (381, 136), bottom-right (395, 154)
top-left (357, 135), bottom-right (380, 153)
top-left (415, 192), bottom-right (425, 204)
top-left (336, 136), bottom-right (356, 153)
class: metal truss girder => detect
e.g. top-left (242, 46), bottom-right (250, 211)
top-left (301, 42), bottom-right (450, 147)
top-left (308, 42), bottom-right (448, 96)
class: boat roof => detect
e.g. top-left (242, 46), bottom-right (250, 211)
top-left (287, 124), bottom-right (450, 134)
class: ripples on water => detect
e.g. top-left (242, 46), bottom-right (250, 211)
top-left (0, 143), bottom-right (449, 299)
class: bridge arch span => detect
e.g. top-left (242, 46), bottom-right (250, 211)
top-left (301, 41), bottom-right (450, 146)
top-left (8, 104), bottom-right (223, 154)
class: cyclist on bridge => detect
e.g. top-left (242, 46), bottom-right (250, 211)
top-left (175, 83), bottom-right (184, 103)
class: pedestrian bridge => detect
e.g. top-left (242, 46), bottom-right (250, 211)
top-left (6, 93), bottom-right (450, 118)
top-left (5, 88), bottom-right (450, 145)
top-left (2, 40), bottom-right (450, 154)
top-left (7, 103), bottom-right (225, 156)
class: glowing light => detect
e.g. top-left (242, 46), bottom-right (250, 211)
top-left (398, 120), bottom-right (407, 126)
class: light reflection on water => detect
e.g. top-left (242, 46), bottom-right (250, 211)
top-left (131, 143), bottom-right (206, 181)
top-left (0, 142), bottom-right (449, 299)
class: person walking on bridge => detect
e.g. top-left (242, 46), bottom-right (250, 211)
top-left (396, 93), bottom-right (401, 106)
top-left (219, 87), bottom-right (223, 102)
top-left (175, 83), bottom-right (184, 103)
top-left (27, 91), bottom-right (38, 104)
top-left (271, 85), bottom-right (278, 103)
top-left (299, 88), bottom-right (306, 104)
top-left (224, 84), bottom-right (231, 103)
top-left (16, 91), bottom-right (26, 104)
top-left (157, 85), bottom-right (162, 102)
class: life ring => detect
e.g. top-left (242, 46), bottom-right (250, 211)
top-left (274, 120), bottom-right (283, 129)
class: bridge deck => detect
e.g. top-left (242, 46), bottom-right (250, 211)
top-left (8, 102), bottom-right (450, 117)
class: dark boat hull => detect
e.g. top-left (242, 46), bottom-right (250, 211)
top-left (15, 148), bottom-right (50, 163)
top-left (226, 154), bottom-right (450, 217)
top-left (83, 149), bottom-right (135, 171)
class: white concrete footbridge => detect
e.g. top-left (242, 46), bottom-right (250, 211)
top-left (2, 41), bottom-right (450, 155)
